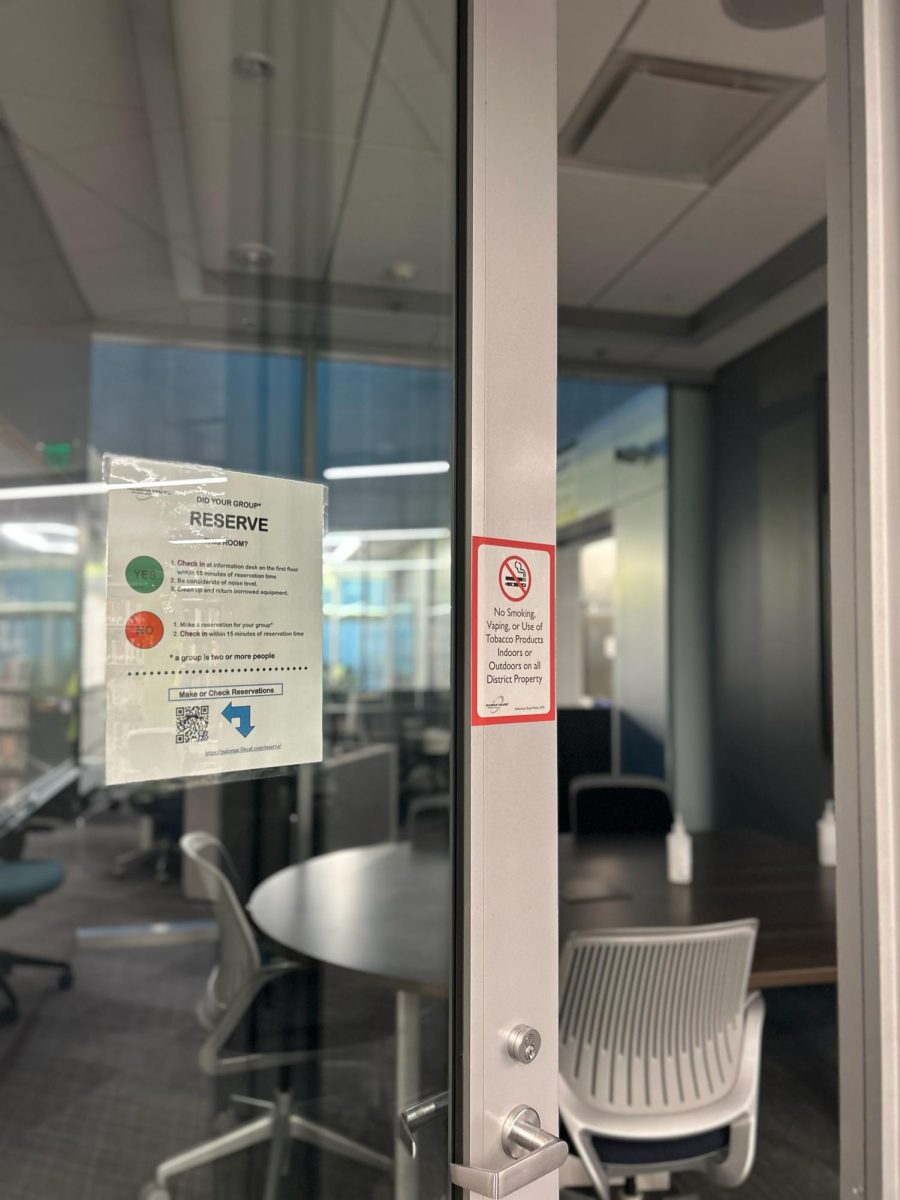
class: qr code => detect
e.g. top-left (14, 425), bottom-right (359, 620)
top-left (175, 705), bottom-right (209, 744)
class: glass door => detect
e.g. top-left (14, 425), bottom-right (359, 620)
top-left (0, 2), bottom-right (470, 1198)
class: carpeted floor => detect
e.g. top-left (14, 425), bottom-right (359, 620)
top-left (0, 815), bottom-right (217, 1199)
top-left (0, 813), bottom-right (442, 1200)
top-left (674, 986), bottom-right (839, 1199)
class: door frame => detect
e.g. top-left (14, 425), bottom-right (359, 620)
top-left (449, 2), bottom-right (900, 1198)
top-left (827, 1), bottom-right (900, 1196)
top-left (452, 1), bottom-right (560, 1196)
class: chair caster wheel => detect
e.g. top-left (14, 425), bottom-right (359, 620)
top-left (139, 1184), bottom-right (171, 1200)
top-left (58, 970), bottom-right (73, 991)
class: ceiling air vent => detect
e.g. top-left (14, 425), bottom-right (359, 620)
top-left (560, 54), bottom-right (811, 184)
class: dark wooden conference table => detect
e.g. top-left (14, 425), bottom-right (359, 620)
top-left (248, 829), bottom-right (835, 1197)
top-left (248, 828), bottom-right (837, 995)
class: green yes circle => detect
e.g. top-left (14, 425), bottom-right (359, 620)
top-left (126, 555), bottom-right (164, 594)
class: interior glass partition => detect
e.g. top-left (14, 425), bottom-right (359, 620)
top-left (0, 3), bottom-right (457, 1198)
top-left (555, 4), bottom-right (838, 1196)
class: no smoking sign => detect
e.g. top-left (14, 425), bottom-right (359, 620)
top-left (472, 536), bottom-right (555, 726)
top-left (499, 555), bottom-right (531, 602)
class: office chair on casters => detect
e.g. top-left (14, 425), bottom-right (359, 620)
top-left (558, 921), bottom-right (765, 1200)
top-left (140, 831), bottom-right (391, 1200)
top-left (0, 858), bottom-right (72, 1024)
top-left (568, 774), bottom-right (672, 837)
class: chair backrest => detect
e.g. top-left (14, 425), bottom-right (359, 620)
top-left (568, 773), bottom-right (672, 836)
top-left (557, 707), bottom-right (612, 832)
top-left (560, 921), bottom-right (757, 1116)
top-left (180, 831), bottom-right (261, 1007)
top-left (408, 794), bottom-right (451, 850)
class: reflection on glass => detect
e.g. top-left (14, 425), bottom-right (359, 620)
top-left (557, 378), bottom-right (668, 778)
top-left (0, 1), bottom-right (455, 1196)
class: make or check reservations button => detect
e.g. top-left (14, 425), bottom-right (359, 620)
top-left (126, 555), bottom-right (164, 594)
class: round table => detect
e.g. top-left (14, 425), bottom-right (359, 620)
top-left (248, 842), bottom-right (450, 996)
top-left (248, 842), bottom-right (451, 1200)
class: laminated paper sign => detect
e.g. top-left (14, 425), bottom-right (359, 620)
top-left (105, 455), bottom-right (324, 784)
top-left (472, 536), bottom-right (556, 725)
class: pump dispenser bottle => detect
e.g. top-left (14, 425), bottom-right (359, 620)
top-left (817, 800), bottom-right (837, 867)
top-left (666, 813), bottom-right (693, 884)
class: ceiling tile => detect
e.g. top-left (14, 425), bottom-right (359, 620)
top-left (558, 323), bottom-right (667, 368)
top-left (647, 265), bottom-right (827, 370)
top-left (598, 187), bottom-right (823, 315)
top-left (719, 81), bottom-right (826, 201)
top-left (329, 141), bottom-right (451, 289)
top-left (0, 0), bottom-right (147, 108)
top-left (0, 257), bottom-right (87, 325)
top-left (0, 165), bottom-right (61, 268)
top-left (558, 0), bottom-right (643, 130)
top-left (406, 0), bottom-right (454, 74)
top-left (187, 299), bottom-right (313, 339)
top-left (0, 133), bottom-right (16, 170)
top-left (370, 70), bottom-right (453, 157)
top-left (558, 166), bottom-right (704, 306)
top-left (362, 76), bottom-right (437, 151)
top-left (69, 238), bottom-right (176, 318)
top-left (44, 137), bottom-right (165, 232)
top-left (20, 145), bottom-right (160, 256)
top-left (0, 92), bottom-right (147, 158)
top-left (623, 0), bottom-right (825, 80)
top-left (318, 306), bottom-right (441, 351)
top-left (380, 0), bottom-right (446, 80)
top-left (345, 140), bottom-right (448, 205)
top-left (337, 0), bottom-right (391, 57)
top-left (182, 121), bottom-right (353, 280)
top-left (174, 0), bottom-right (374, 140)
top-left (329, 182), bottom-right (452, 292)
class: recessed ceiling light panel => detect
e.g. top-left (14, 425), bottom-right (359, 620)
top-left (560, 53), bottom-right (812, 184)
top-left (232, 51), bottom-right (274, 80)
top-left (388, 261), bottom-right (418, 283)
top-left (230, 242), bottom-right (275, 271)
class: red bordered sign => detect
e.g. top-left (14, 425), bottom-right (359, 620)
top-left (472, 536), bottom-right (556, 726)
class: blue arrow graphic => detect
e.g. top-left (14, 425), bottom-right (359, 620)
top-left (222, 702), bottom-right (254, 737)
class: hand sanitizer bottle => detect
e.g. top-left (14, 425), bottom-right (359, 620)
top-left (666, 813), bottom-right (693, 885)
top-left (817, 800), bottom-right (837, 867)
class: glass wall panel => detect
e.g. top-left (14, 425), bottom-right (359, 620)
top-left (0, 3), bottom-right (456, 1198)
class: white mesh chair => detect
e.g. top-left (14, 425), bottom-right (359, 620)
top-left (559, 921), bottom-right (765, 1199)
top-left (140, 832), bottom-right (391, 1200)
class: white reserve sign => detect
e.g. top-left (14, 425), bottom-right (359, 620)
top-left (104, 455), bottom-right (324, 784)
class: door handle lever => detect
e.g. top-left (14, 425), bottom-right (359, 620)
top-left (450, 1105), bottom-right (568, 1198)
top-left (397, 1090), bottom-right (449, 1158)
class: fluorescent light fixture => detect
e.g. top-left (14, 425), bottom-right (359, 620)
top-left (322, 461), bottom-right (450, 481)
top-left (324, 536), bottom-right (362, 564)
top-left (0, 475), bottom-right (225, 503)
top-left (1, 521), bottom-right (79, 555)
top-left (323, 527), bottom-right (450, 546)
top-left (327, 557), bottom-right (450, 572)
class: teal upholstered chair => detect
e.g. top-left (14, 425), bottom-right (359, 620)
top-left (0, 858), bottom-right (72, 1023)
